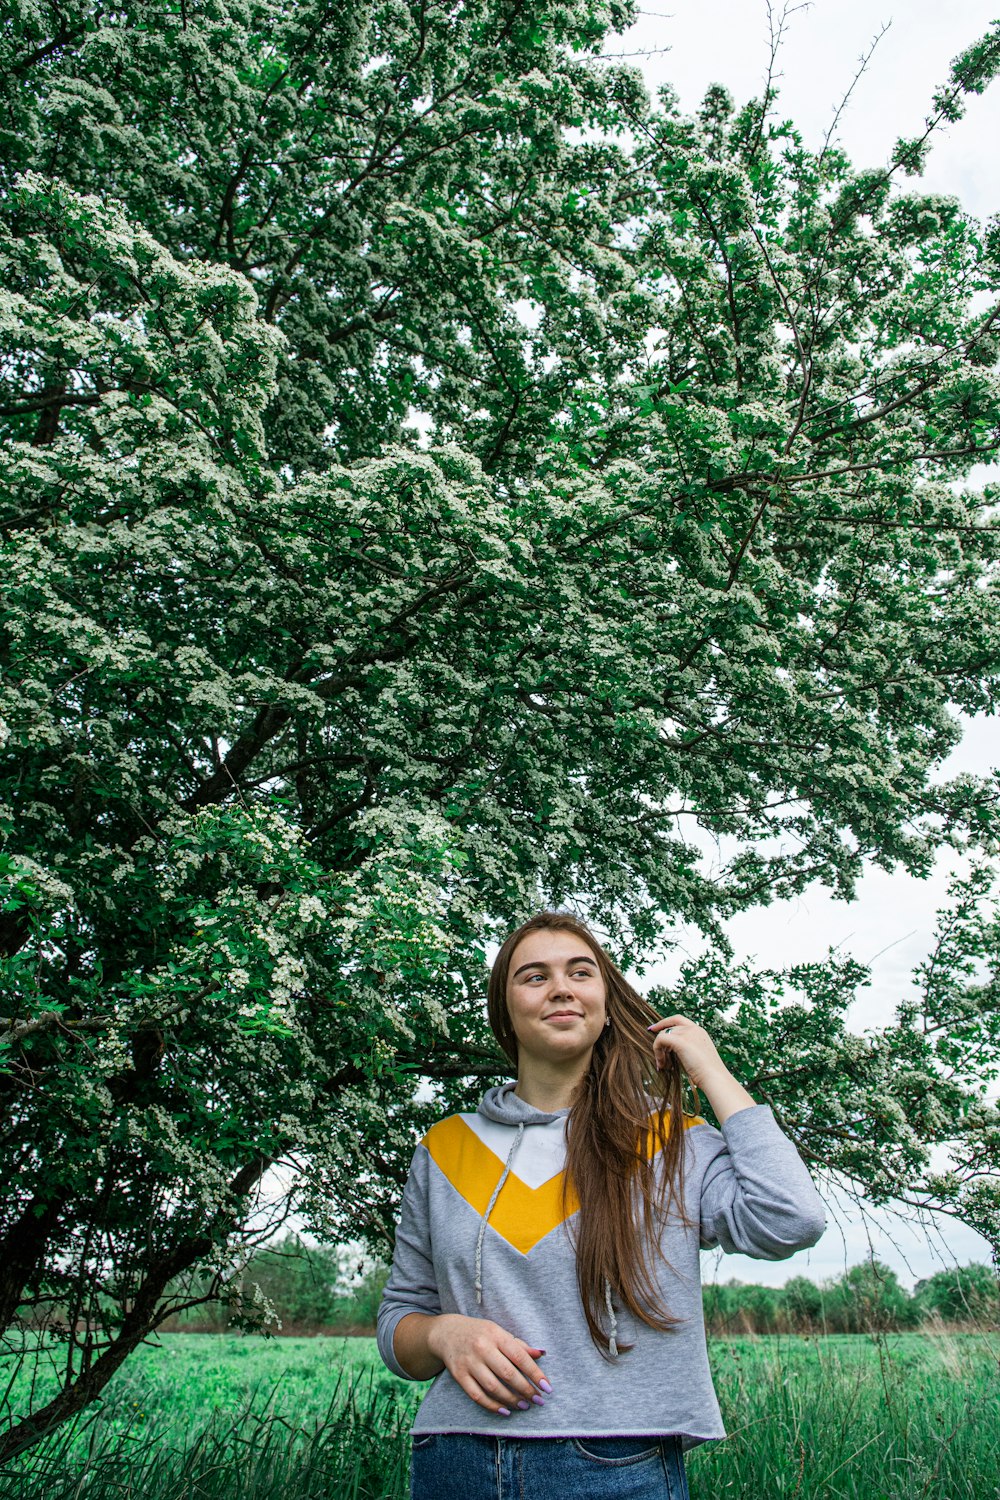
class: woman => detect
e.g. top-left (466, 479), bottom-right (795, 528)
top-left (377, 911), bottom-right (827, 1499)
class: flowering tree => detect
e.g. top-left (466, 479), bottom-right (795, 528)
top-left (2, 0), bottom-right (1000, 1453)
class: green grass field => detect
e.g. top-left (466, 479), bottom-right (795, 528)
top-left (1, 1331), bottom-right (998, 1499)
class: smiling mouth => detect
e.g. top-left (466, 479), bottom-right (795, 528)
top-left (545, 1012), bottom-right (583, 1021)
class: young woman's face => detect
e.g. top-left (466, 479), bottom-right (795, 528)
top-left (505, 928), bottom-right (608, 1069)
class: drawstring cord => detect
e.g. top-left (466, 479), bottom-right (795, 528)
top-left (474, 1121), bottom-right (524, 1305)
top-left (604, 1278), bottom-right (619, 1358)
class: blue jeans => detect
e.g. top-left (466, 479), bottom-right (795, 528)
top-left (410, 1433), bottom-right (690, 1499)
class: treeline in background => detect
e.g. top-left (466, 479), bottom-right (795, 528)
top-left (702, 1260), bottom-right (999, 1334)
top-left (156, 1236), bottom-right (999, 1337)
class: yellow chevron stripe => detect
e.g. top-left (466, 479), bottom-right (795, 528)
top-left (422, 1112), bottom-right (704, 1255)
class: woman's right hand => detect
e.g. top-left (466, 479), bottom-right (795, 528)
top-left (426, 1314), bottom-right (551, 1415)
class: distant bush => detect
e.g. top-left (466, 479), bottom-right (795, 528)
top-left (782, 1274), bottom-right (824, 1330)
top-left (161, 1236), bottom-right (390, 1335)
top-left (820, 1260), bottom-right (922, 1333)
top-left (913, 1263), bottom-right (1000, 1326)
top-left (703, 1279), bottom-right (782, 1334)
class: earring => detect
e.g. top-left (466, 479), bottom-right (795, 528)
top-left (604, 1017), bottom-right (611, 1027)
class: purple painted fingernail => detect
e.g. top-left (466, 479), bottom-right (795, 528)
top-left (539, 1379), bottom-right (553, 1394)
top-left (516, 1400), bottom-right (530, 1410)
top-left (531, 1394), bottom-right (545, 1406)
top-left (498, 1407), bottom-right (511, 1417)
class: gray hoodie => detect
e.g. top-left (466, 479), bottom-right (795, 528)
top-left (376, 1083), bottom-right (826, 1451)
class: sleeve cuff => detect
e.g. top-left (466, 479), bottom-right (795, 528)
top-left (378, 1306), bottom-right (424, 1381)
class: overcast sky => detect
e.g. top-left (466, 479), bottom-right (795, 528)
top-left (611, 0), bottom-right (1000, 1287)
top-left (619, 0), bottom-right (1000, 217)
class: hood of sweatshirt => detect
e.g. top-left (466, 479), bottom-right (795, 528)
top-left (477, 1081), bottom-right (569, 1127)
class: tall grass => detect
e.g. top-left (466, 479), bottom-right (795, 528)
top-left (687, 1332), bottom-right (1000, 1499)
top-left (1, 1332), bottom-right (997, 1498)
top-left (0, 1363), bottom-right (413, 1500)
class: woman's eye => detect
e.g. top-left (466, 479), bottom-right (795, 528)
top-left (521, 969), bottom-right (594, 982)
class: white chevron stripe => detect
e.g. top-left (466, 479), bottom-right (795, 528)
top-left (459, 1112), bottom-right (569, 1191)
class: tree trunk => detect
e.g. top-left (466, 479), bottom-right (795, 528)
top-left (0, 1155), bottom-right (270, 1462)
top-left (0, 1199), bottom-right (62, 1333)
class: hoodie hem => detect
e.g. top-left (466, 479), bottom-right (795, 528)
top-left (408, 1426), bottom-right (725, 1453)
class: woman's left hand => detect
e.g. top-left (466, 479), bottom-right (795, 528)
top-left (647, 1013), bottom-right (729, 1091)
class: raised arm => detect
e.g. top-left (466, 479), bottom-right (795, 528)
top-left (648, 1013), bottom-right (827, 1257)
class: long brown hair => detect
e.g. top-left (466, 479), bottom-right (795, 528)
top-left (487, 911), bottom-right (698, 1360)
